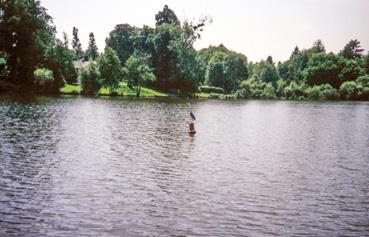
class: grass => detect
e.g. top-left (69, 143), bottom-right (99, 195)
top-left (60, 84), bottom-right (81, 94)
top-left (60, 82), bottom-right (168, 97)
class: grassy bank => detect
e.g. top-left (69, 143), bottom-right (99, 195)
top-left (59, 82), bottom-right (241, 99)
top-left (60, 82), bottom-right (169, 97)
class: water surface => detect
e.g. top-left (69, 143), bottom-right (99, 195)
top-left (0, 97), bottom-right (368, 236)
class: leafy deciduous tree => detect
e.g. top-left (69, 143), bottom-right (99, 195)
top-left (124, 52), bottom-right (156, 97)
top-left (99, 47), bottom-right (122, 93)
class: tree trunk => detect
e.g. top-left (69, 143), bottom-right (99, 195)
top-left (136, 84), bottom-right (140, 97)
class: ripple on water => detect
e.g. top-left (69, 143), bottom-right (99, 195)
top-left (0, 98), bottom-right (369, 236)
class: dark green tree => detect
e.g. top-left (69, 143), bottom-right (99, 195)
top-left (151, 22), bottom-right (206, 92)
top-left (105, 24), bottom-right (137, 64)
top-left (311, 39), bottom-right (326, 53)
top-left (99, 47), bottom-right (122, 93)
top-left (290, 46), bottom-right (300, 60)
top-left (72, 26), bottom-right (83, 59)
top-left (155, 5), bottom-right (180, 26)
top-left (87, 32), bottom-right (98, 60)
top-left (131, 25), bottom-right (155, 56)
top-left (277, 61), bottom-right (289, 80)
top-left (44, 39), bottom-right (77, 86)
top-left (204, 48), bottom-right (248, 93)
top-left (340, 39), bottom-right (364, 59)
top-left (303, 53), bottom-right (340, 88)
top-left (0, 0), bottom-right (55, 88)
top-left (266, 56), bottom-right (273, 64)
top-left (250, 60), bottom-right (279, 86)
top-left (287, 50), bottom-right (309, 81)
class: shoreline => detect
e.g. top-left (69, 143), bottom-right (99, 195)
top-left (1, 91), bottom-right (368, 104)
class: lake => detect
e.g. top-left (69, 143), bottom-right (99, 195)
top-left (0, 96), bottom-right (368, 236)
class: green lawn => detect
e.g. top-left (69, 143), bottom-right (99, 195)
top-left (60, 82), bottom-right (168, 97)
top-left (60, 84), bottom-right (81, 94)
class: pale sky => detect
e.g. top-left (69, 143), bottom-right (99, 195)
top-left (40, 0), bottom-right (369, 62)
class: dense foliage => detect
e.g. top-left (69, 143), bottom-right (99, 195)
top-left (0, 0), bottom-right (55, 89)
top-left (79, 62), bottom-right (100, 95)
top-left (0, 1), bottom-right (368, 100)
top-left (124, 52), bottom-right (156, 97)
top-left (99, 47), bottom-right (122, 93)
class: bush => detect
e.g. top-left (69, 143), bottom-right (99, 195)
top-left (319, 84), bottom-right (339, 100)
top-left (356, 75), bottom-right (369, 87)
top-left (355, 75), bottom-right (369, 100)
top-left (305, 84), bottom-right (339, 100)
top-left (306, 85), bottom-right (321, 100)
top-left (276, 79), bottom-right (287, 97)
top-left (79, 62), bottom-right (101, 95)
top-left (339, 81), bottom-right (359, 99)
top-left (261, 83), bottom-right (277, 99)
top-left (34, 68), bottom-right (54, 84)
top-left (34, 68), bottom-right (55, 92)
top-left (199, 85), bottom-right (225, 94)
top-left (284, 81), bottom-right (307, 99)
top-left (239, 77), bottom-right (276, 99)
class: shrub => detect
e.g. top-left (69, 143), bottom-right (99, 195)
top-left (239, 77), bottom-right (276, 99)
top-left (319, 84), bottom-right (339, 100)
top-left (199, 85), bottom-right (225, 94)
top-left (79, 62), bottom-right (101, 95)
top-left (356, 75), bottom-right (369, 87)
top-left (339, 81), bottom-right (359, 99)
top-left (34, 68), bottom-right (55, 92)
top-left (305, 84), bottom-right (339, 100)
top-left (276, 79), bottom-right (287, 97)
top-left (284, 81), bottom-right (307, 99)
top-left (306, 85), bottom-right (321, 100)
top-left (354, 75), bottom-right (369, 100)
top-left (261, 83), bottom-right (277, 99)
top-left (34, 68), bottom-right (54, 84)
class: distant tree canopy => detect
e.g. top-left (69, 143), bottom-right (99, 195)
top-left (105, 24), bottom-right (137, 65)
top-left (0, 2), bottom-right (368, 100)
top-left (155, 5), bottom-right (180, 26)
top-left (199, 45), bottom-right (248, 93)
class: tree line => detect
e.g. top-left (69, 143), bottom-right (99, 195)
top-left (0, 0), bottom-right (368, 100)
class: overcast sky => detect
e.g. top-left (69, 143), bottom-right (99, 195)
top-left (40, 0), bottom-right (369, 62)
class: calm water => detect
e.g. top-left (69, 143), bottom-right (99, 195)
top-left (0, 96), bottom-right (368, 236)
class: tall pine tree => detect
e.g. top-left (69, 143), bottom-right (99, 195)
top-left (87, 32), bottom-right (98, 60)
top-left (72, 27), bottom-right (83, 59)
